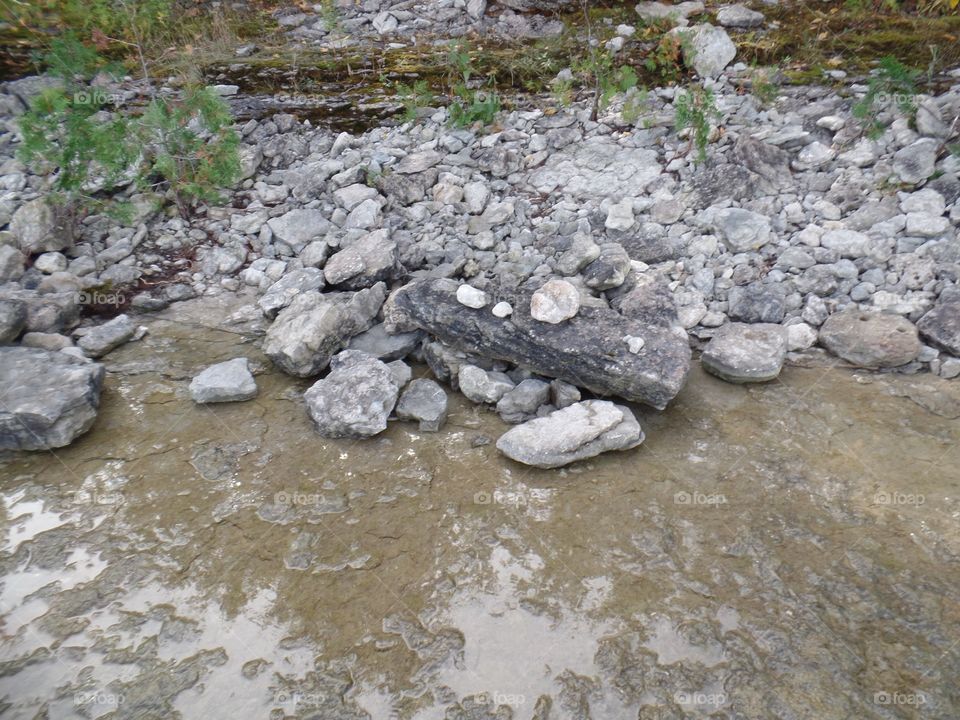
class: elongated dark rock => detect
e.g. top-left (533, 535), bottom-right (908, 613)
top-left (389, 278), bottom-right (691, 409)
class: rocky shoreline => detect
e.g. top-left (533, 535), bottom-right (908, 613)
top-left (2, 5), bottom-right (960, 466)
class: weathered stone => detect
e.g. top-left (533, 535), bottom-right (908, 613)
top-left (727, 283), bottom-right (786, 324)
top-left (459, 365), bottom-right (515, 404)
top-left (717, 4), bottom-right (763, 28)
top-left (347, 322), bottom-right (423, 361)
top-left (456, 284), bottom-right (489, 309)
top-left (0, 245), bottom-right (25, 283)
top-left (582, 244), bottom-right (631, 291)
top-left (323, 229), bottom-right (398, 289)
top-left (701, 323), bottom-right (787, 383)
top-left (496, 400), bottom-right (644, 468)
top-left (390, 278), bottom-right (690, 409)
top-left (497, 378), bottom-right (551, 424)
top-left (304, 351), bottom-right (399, 438)
top-left (189, 358), bottom-right (258, 403)
top-left (819, 309), bottom-right (921, 368)
top-left (263, 284), bottom-right (386, 377)
top-left (9, 199), bottom-right (71, 253)
top-left (681, 24), bottom-right (736, 79)
top-left (0, 347), bottom-right (105, 450)
top-left (917, 289), bottom-right (960, 356)
top-left (77, 315), bottom-right (137, 358)
top-left (892, 139), bottom-right (938, 185)
top-left (0, 299), bottom-right (26, 344)
top-left (530, 279), bottom-right (580, 324)
top-left (702, 207), bottom-right (772, 252)
top-left (258, 268), bottom-right (326, 319)
top-left (396, 378), bottom-right (448, 431)
top-left (267, 209), bottom-right (331, 252)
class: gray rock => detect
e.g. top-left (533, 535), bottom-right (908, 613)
top-left (530, 278), bottom-right (580, 323)
top-left (9, 199), bottom-right (71, 253)
top-left (323, 229), bottom-right (398, 289)
top-left (556, 233), bottom-right (602, 275)
top-left (0, 299), bottom-right (27, 344)
top-left (727, 283), bottom-right (786, 323)
top-left (820, 229), bottom-right (870, 258)
top-left (704, 207), bottom-right (772, 252)
top-left (819, 309), bottom-right (921, 368)
top-left (386, 359), bottom-right (412, 388)
top-left (304, 352), bottom-right (399, 438)
top-left (682, 24), bottom-right (736, 79)
top-left (189, 358), bottom-right (258, 403)
top-left (391, 278), bottom-right (690, 410)
top-left (701, 322), bottom-right (787, 383)
top-left (550, 379), bottom-right (581, 409)
top-left (463, 182), bottom-right (490, 214)
top-left (77, 314), bottom-right (137, 358)
top-left (347, 322), bottom-right (423, 361)
top-left (892, 139), bottom-right (938, 185)
top-left (21, 331), bottom-right (72, 350)
top-left (917, 289), bottom-right (960, 356)
top-left (33, 252), bottom-right (68, 274)
top-left (496, 400), bottom-right (644, 469)
top-left (497, 378), bottom-right (551, 423)
top-left (263, 283), bottom-right (386, 377)
top-left (343, 198), bottom-right (382, 230)
top-left (396, 378), bottom-right (448, 431)
top-left (635, 1), bottom-right (704, 24)
top-left (0, 244), bottom-right (25, 283)
top-left (258, 268), bottom-right (326, 319)
top-left (717, 4), bottom-right (763, 27)
top-left (394, 151), bottom-right (443, 174)
top-left (0, 347), bottom-right (105, 450)
top-left (731, 136), bottom-right (793, 192)
top-left (268, 209), bottom-right (332, 252)
top-left (605, 198), bottom-right (635, 231)
top-left (582, 243), bottom-right (631, 290)
top-left (459, 365), bottom-right (515, 404)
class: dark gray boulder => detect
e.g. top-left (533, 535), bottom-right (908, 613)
top-left (303, 350), bottom-right (399, 438)
top-left (389, 277), bottom-right (690, 409)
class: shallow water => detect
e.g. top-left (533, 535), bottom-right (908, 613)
top-left (1, 293), bottom-right (959, 719)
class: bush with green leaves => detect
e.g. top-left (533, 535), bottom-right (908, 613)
top-left (445, 41), bottom-right (501, 128)
top-left (394, 79), bottom-right (434, 123)
top-left (18, 37), bottom-right (241, 232)
top-left (137, 87), bottom-right (241, 218)
top-left (853, 56), bottom-right (921, 138)
top-left (675, 83), bottom-right (720, 162)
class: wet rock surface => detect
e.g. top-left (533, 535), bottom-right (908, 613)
top-left (2, 303), bottom-right (959, 719)
top-left (496, 399), bottom-right (644, 468)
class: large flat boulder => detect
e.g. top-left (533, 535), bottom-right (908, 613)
top-left (388, 277), bottom-right (690, 409)
top-left (496, 400), bottom-right (644, 468)
top-left (0, 347), bottom-right (105, 450)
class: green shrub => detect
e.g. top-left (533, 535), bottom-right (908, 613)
top-left (675, 83), bottom-right (720, 162)
top-left (445, 40), bottom-right (501, 128)
top-left (852, 56), bottom-right (920, 137)
top-left (136, 87), bottom-right (241, 218)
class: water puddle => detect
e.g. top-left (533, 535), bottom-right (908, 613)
top-left (1, 293), bottom-right (958, 718)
